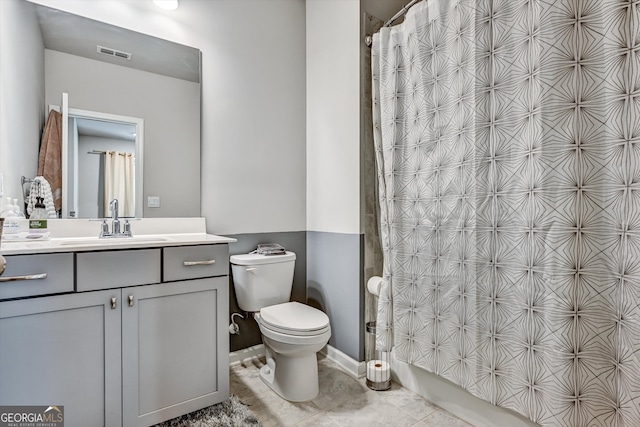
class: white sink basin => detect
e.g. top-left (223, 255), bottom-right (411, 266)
top-left (58, 236), bottom-right (173, 246)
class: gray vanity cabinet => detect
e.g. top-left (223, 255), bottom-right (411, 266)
top-left (0, 289), bottom-right (122, 427)
top-left (0, 243), bottom-right (230, 427)
top-left (122, 277), bottom-right (228, 427)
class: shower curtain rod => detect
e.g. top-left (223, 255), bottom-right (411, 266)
top-left (384, 0), bottom-right (421, 27)
top-left (365, 0), bottom-right (422, 46)
top-left (88, 150), bottom-right (130, 156)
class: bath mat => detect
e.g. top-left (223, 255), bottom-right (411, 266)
top-left (153, 395), bottom-right (260, 427)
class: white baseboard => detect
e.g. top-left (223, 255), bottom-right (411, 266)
top-left (319, 345), bottom-right (366, 379)
top-left (229, 344), bottom-right (265, 366)
top-left (229, 343), bottom-right (366, 379)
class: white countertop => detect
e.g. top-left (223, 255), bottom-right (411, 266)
top-left (0, 218), bottom-right (236, 255)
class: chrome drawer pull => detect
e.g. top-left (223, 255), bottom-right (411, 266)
top-left (0, 273), bottom-right (47, 282)
top-left (111, 297), bottom-right (117, 309)
top-left (183, 260), bottom-right (216, 266)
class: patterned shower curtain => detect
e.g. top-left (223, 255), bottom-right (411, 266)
top-left (372, 1), bottom-right (640, 426)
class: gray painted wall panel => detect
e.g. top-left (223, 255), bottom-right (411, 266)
top-left (307, 231), bottom-right (364, 361)
top-left (225, 231), bottom-right (306, 352)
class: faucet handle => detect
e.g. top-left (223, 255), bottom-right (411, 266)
top-left (100, 220), bottom-right (109, 237)
top-left (123, 220), bottom-right (132, 236)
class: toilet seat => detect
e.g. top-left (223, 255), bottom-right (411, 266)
top-left (259, 302), bottom-right (330, 337)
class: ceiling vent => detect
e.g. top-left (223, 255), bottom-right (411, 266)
top-left (97, 45), bottom-right (132, 60)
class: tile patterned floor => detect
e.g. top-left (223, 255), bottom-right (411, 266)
top-left (230, 355), bottom-right (472, 427)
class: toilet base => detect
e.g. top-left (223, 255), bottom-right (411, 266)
top-left (259, 349), bottom-right (320, 402)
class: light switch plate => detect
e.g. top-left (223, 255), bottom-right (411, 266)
top-left (147, 196), bottom-right (160, 208)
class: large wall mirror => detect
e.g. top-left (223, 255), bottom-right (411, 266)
top-left (0, 0), bottom-right (201, 219)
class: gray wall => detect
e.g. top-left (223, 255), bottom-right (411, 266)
top-left (361, 0), bottom-right (409, 26)
top-left (227, 230), bottom-right (366, 361)
top-left (361, 11), bottom-right (385, 346)
top-left (307, 231), bottom-right (364, 361)
top-left (0, 0), bottom-right (45, 207)
top-left (302, 0), bottom-right (404, 364)
top-left (225, 231), bottom-right (307, 353)
top-left (44, 49), bottom-right (200, 218)
top-left (200, 0), bottom-right (307, 235)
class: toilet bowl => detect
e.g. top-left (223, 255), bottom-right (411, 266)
top-left (230, 252), bottom-right (331, 402)
top-left (256, 302), bottom-right (330, 401)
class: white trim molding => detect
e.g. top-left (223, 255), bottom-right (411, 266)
top-left (229, 344), bottom-right (366, 380)
top-left (229, 344), bottom-right (265, 367)
top-left (319, 345), bottom-right (366, 379)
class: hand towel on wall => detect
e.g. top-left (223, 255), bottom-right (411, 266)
top-left (37, 110), bottom-right (62, 213)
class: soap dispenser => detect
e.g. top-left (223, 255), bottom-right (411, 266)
top-left (29, 197), bottom-right (48, 234)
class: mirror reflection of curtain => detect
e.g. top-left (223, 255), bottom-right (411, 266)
top-left (104, 151), bottom-right (135, 217)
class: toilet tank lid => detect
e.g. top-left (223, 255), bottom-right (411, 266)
top-left (230, 251), bottom-right (296, 266)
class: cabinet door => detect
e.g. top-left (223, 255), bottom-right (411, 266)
top-left (122, 277), bottom-right (229, 427)
top-left (0, 290), bottom-right (122, 427)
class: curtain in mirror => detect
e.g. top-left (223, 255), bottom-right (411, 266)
top-left (104, 151), bottom-right (135, 217)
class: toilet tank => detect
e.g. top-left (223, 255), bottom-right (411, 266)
top-left (230, 251), bottom-right (296, 312)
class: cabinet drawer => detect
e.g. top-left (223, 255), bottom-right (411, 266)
top-left (163, 245), bottom-right (229, 281)
top-left (0, 253), bottom-right (74, 300)
top-left (77, 249), bottom-right (161, 291)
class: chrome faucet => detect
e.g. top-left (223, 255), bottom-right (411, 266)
top-left (99, 198), bottom-right (133, 238)
top-left (110, 199), bottom-right (120, 234)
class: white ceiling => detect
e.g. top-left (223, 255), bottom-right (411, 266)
top-left (75, 118), bottom-right (136, 141)
top-left (35, 4), bottom-right (200, 83)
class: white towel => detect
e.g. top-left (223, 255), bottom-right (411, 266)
top-left (27, 177), bottom-right (57, 218)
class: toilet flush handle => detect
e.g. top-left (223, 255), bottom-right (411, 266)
top-left (246, 267), bottom-right (257, 274)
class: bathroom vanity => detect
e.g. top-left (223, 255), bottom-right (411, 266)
top-left (0, 219), bottom-right (235, 427)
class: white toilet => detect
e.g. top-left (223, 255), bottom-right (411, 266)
top-left (230, 251), bottom-right (331, 402)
